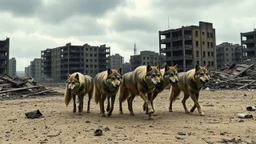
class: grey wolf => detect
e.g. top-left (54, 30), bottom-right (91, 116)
top-left (169, 64), bottom-right (210, 116)
top-left (94, 68), bottom-right (122, 117)
top-left (143, 64), bottom-right (179, 115)
top-left (64, 72), bottom-right (94, 114)
top-left (119, 65), bottom-right (162, 119)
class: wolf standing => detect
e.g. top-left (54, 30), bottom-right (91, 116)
top-left (94, 68), bottom-right (122, 117)
top-left (119, 65), bottom-right (162, 119)
top-left (169, 65), bottom-right (210, 116)
top-left (64, 72), bottom-right (94, 114)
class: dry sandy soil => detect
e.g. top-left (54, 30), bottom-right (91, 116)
top-left (0, 87), bottom-right (256, 144)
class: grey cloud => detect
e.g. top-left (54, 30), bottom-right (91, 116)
top-left (0, 0), bottom-right (42, 16)
top-left (111, 14), bottom-right (158, 33)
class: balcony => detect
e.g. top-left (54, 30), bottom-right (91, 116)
top-left (184, 35), bottom-right (192, 40)
top-left (184, 45), bottom-right (192, 49)
top-left (160, 38), bottom-right (171, 43)
top-left (242, 39), bottom-right (255, 44)
top-left (160, 47), bottom-right (172, 53)
top-left (172, 46), bottom-right (183, 51)
top-left (171, 36), bottom-right (182, 41)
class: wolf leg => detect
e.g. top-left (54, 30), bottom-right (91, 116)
top-left (107, 95), bottom-right (116, 117)
top-left (189, 92), bottom-right (204, 116)
top-left (78, 94), bottom-right (84, 115)
top-left (151, 93), bottom-right (159, 116)
top-left (138, 91), bottom-right (153, 114)
top-left (169, 86), bottom-right (181, 112)
top-left (106, 97), bottom-right (110, 112)
top-left (119, 85), bottom-right (128, 114)
top-left (190, 92), bottom-right (200, 113)
top-left (128, 95), bottom-right (135, 116)
top-left (72, 94), bottom-right (76, 113)
top-left (87, 90), bottom-right (93, 113)
top-left (182, 93), bottom-right (190, 114)
top-left (100, 94), bottom-right (107, 117)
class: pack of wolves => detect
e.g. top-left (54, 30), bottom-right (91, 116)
top-left (64, 64), bottom-right (210, 119)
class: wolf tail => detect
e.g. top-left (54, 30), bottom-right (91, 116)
top-left (64, 89), bottom-right (72, 106)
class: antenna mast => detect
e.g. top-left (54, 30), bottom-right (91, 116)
top-left (134, 43), bottom-right (137, 55)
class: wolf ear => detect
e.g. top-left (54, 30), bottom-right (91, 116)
top-left (173, 64), bottom-right (178, 69)
top-left (146, 65), bottom-right (152, 72)
top-left (205, 64), bottom-right (210, 70)
top-left (67, 73), bottom-right (71, 78)
top-left (165, 64), bottom-right (169, 72)
top-left (117, 68), bottom-right (122, 75)
top-left (195, 64), bottom-right (201, 71)
top-left (75, 73), bottom-right (79, 80)
top-left (156, 64), bottom-right (161, 71)
top-left (107, 68), bottom-right (112, 75)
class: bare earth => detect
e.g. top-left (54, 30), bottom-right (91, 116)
top-left (0, 87), bottom-right (256, 144)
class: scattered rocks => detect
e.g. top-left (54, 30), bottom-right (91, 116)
top-left (177, 132), bottom-right (186, 136)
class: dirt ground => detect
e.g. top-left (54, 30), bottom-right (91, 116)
top-left (0, 87), bottom-right (255, 144)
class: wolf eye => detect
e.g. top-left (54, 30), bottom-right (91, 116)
top-left (200, 73), bottom-right (204, 76)
top-left (151, 74), bottom-right (156, 78)
top-left (170, 74), bottom-right (173, 77)
top-left (117, 77), bottom-right (120, 80)
top-left (111, 77), bottom-right (115, 80)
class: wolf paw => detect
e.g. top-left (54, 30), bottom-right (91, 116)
top-left (130, 113), bottom-right (135, 116)
top-left (101, 113), bottom-right (106, 117)
top-left (107, 113), bottom-right (112, 117)
top-left (200, 112), bottom-right (205, 116)
top-left (152, 112), bottom-right (158, 116)
top-left (86, 110), bottom-right (90, 113)
top-left (185, 111), bottom-right (190, 114)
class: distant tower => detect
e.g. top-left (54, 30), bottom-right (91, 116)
top-left (134, 43), bottom-right (137, 55)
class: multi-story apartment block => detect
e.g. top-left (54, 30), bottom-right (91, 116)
top-left (25, 65), bottom-right (31, 76)
top-left (8, 57), bottom-right (16, 77)
top-left (159, 21), bottom-right (216, 72)
top-left (109, 54), bottom-right (124, 70)
top-left (122, 62), bottom-right (131, 74)
top-left (41, 43), bottom-right (110, 81)
top-left (30, 58), bottom-right (42, 80)
top-left (0, 38), bottom-right (10, 75)
top-left (241, 29), bottom-right (256, 60)
top-left (130, 50), bottom-right (164, 70)
top-left (216, 42), bottom-right (242, 69)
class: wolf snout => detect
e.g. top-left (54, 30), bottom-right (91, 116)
top-left (205, 79), bottom-right (209, 82)
top-left (68, 88), bottom-right (72, 92)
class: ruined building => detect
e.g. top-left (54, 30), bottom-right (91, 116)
top-left (241, 29), bottom-right (256, 60)
top-left (0, 38), bottom-right (9, 75)
top-left (41, 43), bottom-right (110, 81)
top-left (159, 21), bottom-right (216, 71)
top-left (216, 42), bottom-right (242, 69)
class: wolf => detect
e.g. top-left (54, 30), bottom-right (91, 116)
top-left (119, 65), bottom-right (162, 119)
top-left (143, 64), bottom-right (179, 115)
top-left (94, 68), bottom-right (122, 117)
top-left (64, 72), bottom-right (94, 114)
top-left (169, 64), bottom-right (210, 116)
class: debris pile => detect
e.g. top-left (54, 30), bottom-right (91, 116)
top-left (206, 60), bottom-right (256, 90)
top-left (0, 74), bottom-right (61, 99)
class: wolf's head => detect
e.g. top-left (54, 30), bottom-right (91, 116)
top-left (145, 64), bottom-right (162, 86)
top-left (164, 64), bottom-right (178, 86)
top-left (106, 68), bottom-right (122, 88)
top-left (194, 64), bottom-right (210, 84)
top-left (66, 73), bottom-right (80, 93)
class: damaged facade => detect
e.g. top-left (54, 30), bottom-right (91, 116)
top-left (0, 38), bottom-right (10, 75)
top-left (41, 43), bottom-right (110, 81)
top-left (159, 21), bottom-right (216, 72)
top-left (241, 29), bottom-right (256, 60)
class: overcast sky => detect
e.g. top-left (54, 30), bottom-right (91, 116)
top-left (1, 0), bottom-right (256, 71)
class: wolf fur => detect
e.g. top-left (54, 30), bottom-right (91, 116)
top-left (169, 64), bottom-right (210, 116)
top-left (94, 68), bottom-right (122, 117)
top-left (119, 65), bottom-right (162, 119)
top-left (64, 72), bottom-right (94, 114)
top-left (143, 64), bottom-right (179, 114)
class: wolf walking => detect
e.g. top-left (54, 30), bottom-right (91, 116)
top-left (94, 68), bottom-right (122, 117)
top-left (119, 65), bottom-right (162, 119)
top-left (169, 64), bottom-right (210, 116)
top-left (143, 64), bottom-right (179, 115)
top-left (64, 72), bottom-right (94, 114)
